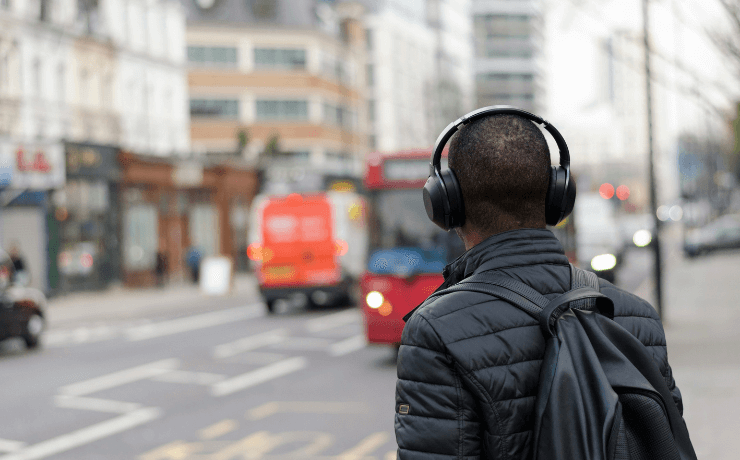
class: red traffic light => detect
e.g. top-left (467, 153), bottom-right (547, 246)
top-left (616, 185), bottom-right (630, 201)
top-left (599, 183), bottom-right (615, 199)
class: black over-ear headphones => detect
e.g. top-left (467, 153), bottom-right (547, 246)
top-left (423, 105), bottom-right (576, 230)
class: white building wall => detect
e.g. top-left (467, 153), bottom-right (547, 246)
top-left (1, 0), bottom-right (188, 155)
top-left (428, 0), bottom-right (475, 123)
top-left (113, 0), bottom-right (189, 156)
top-left (365, 7), bottom-right (436, 152)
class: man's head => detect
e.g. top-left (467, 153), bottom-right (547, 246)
top-left (448, 114), bottom-right (551, 246)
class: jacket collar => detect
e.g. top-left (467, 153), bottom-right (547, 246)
top-left (403, 228), bottom-right (568, 322)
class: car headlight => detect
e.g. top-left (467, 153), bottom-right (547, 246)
top-left (633, 229), bottom-right (652, 248)
top-left (366, 291), bottom-right (384, 309)
top-left (591, 254), bottom-right (617, 271)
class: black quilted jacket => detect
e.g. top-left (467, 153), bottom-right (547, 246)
top-left (394, 228), bottom-right (683, 460)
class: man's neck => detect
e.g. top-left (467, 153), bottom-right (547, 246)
top-left (456, 222), bottom-right (546, 251)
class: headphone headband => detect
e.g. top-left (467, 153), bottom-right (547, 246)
top-left (430, 106), bottom-right (570, 173)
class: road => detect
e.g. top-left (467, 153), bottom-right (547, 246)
top-left (0, 249), bottom-right (654, 460)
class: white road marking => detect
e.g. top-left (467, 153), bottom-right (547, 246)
top-left (59, 359), bottom-right (180, 397)
top-left (125, 305), bottom-right (263, 341)
top-left (212, 329), bottom-right (287, 358)
top-left (328, 334), bottom-right (366, 357)
top-left (304, 309), bottom-right (360, 333)
top-left (211, 357), bottom-right (307, 397)
top-left (0, 408), bottom-right (161, 460)
top-left (0, 440), bottom-right (25, 454)
top-left (270, 337), bottom-right (332, 351)
top-left (336, 432), bottom-right (389, 460)
top-left (54, 395), bottom-right (142, 414)
top-left (150, 370), bottom-right (226, 385)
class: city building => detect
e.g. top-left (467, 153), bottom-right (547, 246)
top-left (359, 0), bottom-right (474, 153)
top-left (472, 0), bottom-right (545, 113)
top-left (427, 0), bottom-right (475, 133)
top-left (360, 0), bottom-right (435, 152)
top-left (185, 0), bottom-right (368, 193)
top-left (0, 0), bottom-right (214, 293)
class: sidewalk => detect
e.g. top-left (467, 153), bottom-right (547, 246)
top-left (46, 273), bottom-right (261, 329)
top-left (636, 230), bottom-right (740, 458)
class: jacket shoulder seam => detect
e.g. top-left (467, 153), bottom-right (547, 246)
top-left (470, 357), bottom-right (542, 373)
top-left (446, 323), bottom-right (539, 345)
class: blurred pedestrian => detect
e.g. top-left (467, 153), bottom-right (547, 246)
top-left (155, 250), bottom-right (168, 287)
top-left (185, 246), bottom-right (202, 284)
top-left (395, 108), bottom-right (692, 459)
top-left (8, 242), bottom-right (29, 285)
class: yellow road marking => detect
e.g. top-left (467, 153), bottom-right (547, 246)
top-left (138, 440), bottom-right (203, 460)
top-left (210, 431), bottom-right (334, 459)
top-left (198, 419), bottom-right (238, 440)
top-left (247, 401), bottom-right (369, 420)
top-left (335, 432), bottom-right (389, 460)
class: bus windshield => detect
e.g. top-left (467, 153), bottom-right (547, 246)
top-left (367, 189), bottom-right (465, 274)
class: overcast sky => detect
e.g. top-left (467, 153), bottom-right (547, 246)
top-left (545, 0), bottom-right (735, 137)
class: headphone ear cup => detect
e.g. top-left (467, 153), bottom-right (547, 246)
top-left (423, 175), bottom-right (449, 230)
top-left (563, 174), bottom-right (576, 220)
top-left (440, 168), bottom-right (465, 228)
top-left (545, 166), bottom-right (565, 226)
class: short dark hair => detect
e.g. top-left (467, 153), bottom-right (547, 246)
top-left (448, 114), bottom-right (551, 232)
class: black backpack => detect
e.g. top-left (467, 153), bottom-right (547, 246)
top-left (428, 264), bottom-right (697, 460)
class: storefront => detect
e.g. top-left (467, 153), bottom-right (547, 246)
top-left (0, 140), bottom-right (65, 294)
top-left (52, 142), bottom-right (121, 292)
top-left (119, 152), bottom-right (258, 287)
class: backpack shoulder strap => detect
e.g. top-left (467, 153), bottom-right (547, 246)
top-left (425, 271), bottom-right (549, 320)
top-left (569, 263), bottom-right (600, 311)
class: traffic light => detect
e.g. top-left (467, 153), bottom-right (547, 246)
top-left (616, 185), bottom-right (630, 201)
top-left (599, 183), bottom-right (615, 199)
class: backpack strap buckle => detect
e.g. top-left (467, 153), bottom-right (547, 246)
top-left (539, 288), bottom-right (615, 337)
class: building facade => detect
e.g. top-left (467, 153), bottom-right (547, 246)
top-left (0, 0), bottom-right (192, 293)
top-left (360, 0), bottom-right (474, 153)
top-left (472, 0), bottom-right (545, 113)
top-left (185, 0), bottom-right (368, 193)
top-left (427, 0), bottom-right (475, 133)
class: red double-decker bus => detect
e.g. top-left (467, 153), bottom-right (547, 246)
top-left (360, 150), bottom-right (465, 346)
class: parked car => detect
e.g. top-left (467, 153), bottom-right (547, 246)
top-left (683, 214), bottom-right (740, 258)
top-left (0, 250), bottom-right (46, 349)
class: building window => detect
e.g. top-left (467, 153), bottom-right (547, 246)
top-left (476, 73), bottom-right (534, 82)
top-left (1, 0), bottom-right (10, 9)
top-left (366, 63), bottom-right (374, 87)
top-left (189, 204), bottom-right (219, 257)
top-left (79, 69), bottom-right (89, 105)
top-left (187, 46), bottom-right (238, 66)
top-left (39, 0), bottom-right (50, 21)
top-left (368, 100), bottom-right (375, 122)
top-left (189, 99), bottom-right (239, 118)
top-left (323, 103), bottom-right (355, 129)
top-left (270, 150), bottom-right (310, 163)
top-left (256, 100), bottom-right (308, 121)
top-left (102, 74), bottom-right (113, 108)
top-left (57, 64), bottom-right (65, 103)
top-left (251, 0), bottom-right (276, 19)
top-left (254, 48), bottom-right (306, 70)
top-left (365, 28), bottom-right (373, 51)
top-left (123, 203), bottom-right (158, 270)
top-left (475, 14), bottom-right (531, 39)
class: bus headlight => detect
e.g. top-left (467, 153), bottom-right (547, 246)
top-left (591, 254), bottom-right (617, 271)
top-left (366, 291), bottom-right (384, 309)
top-left (632, 229), bottom-right (652, 248)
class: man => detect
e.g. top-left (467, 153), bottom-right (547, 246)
top-left (394, 113), bottom-right (682, 459)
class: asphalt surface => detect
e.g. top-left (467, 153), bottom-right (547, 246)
top-left (0, 249), bottom-right (654, 460)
